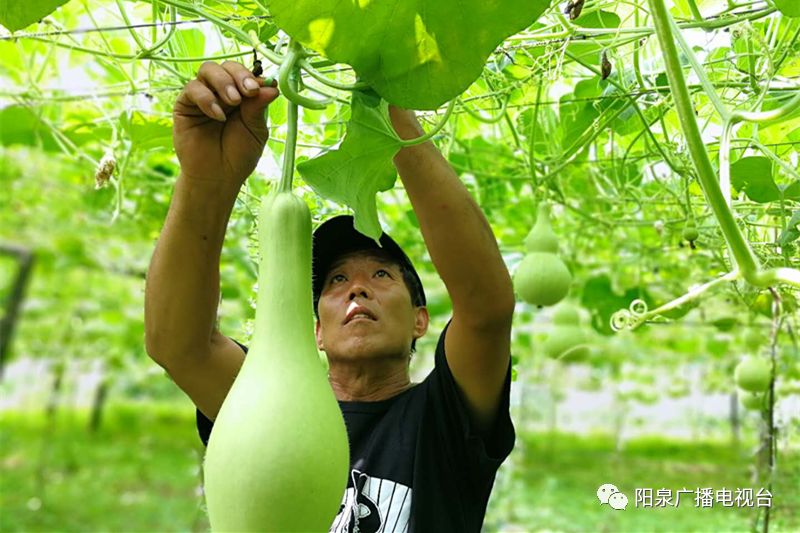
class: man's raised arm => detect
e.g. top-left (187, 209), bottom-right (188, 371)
top-left (389, 106), bottom-right (515, 433)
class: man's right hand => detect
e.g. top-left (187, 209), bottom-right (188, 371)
top-left (173, 60), bottom-right (280, 187)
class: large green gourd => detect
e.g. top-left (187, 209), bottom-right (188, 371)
top-left (203, 191), bottom-right (350, 532)
top-left (513, 202), bottom-right (572, 306)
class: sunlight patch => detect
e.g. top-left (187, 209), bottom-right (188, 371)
top-left (308, 18), bottom-right (336, 50)
top-left (414, 13), bottom-right (442, 66)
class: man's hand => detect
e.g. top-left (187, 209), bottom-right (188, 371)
top-left (173, 61), bottom-right (280, 187)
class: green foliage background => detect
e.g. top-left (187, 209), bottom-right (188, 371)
top-left (1, 0), bottom-right (799, 531)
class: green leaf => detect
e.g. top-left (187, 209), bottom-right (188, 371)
top-left (297, 91), bottom-right (402, 241)
top-left (0, 0), bottom-right (70, 32)
top-left (516, 105), bottom-right (559, 156)
top-left (573, 10), bottom-right (621, 29)
top-left (169, 29), bottom-right (205, 79)
top-left (775, 0), bottom-right (800, 17)
top-left (559, 93), bottom-right (599, 150)
top-left (580, 275), bottom-right (652, 335)
top-left (0, 105), bottom-right (60, 151)
top-left (730, 156), bottom-right (779, 202)
top-left (119, 111), bottom-right (172, 152)
top-left (265, 0), bottom-right (550, 110)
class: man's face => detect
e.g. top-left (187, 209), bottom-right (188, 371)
top-left (315, 250), bottom-right (427, 361)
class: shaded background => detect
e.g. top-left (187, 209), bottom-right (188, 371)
top-left (1, 0), bottom-right (799, 531)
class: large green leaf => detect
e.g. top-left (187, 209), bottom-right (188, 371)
top-left (297, 90), bottom-right (402, 241)
top-left (0, 105), bottom-right (60, 151)
top-left (120, 111), bottom-right (173, 152)
top-left (265, 0), bottom-right (551, 110)
top-left (0, 0), bottom-right (70, 31)
top-left (775, 0), bottom-right (800, 17)
top-left (731, 156), bottom-right (800, 202)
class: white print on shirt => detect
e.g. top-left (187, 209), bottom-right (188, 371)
top-left (329, 469), bottom-right (411, 533)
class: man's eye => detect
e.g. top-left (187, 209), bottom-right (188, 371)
top-left (330, 274), bottom-right (345, 284)
top-left (376, 269), bottom-right (389, 278)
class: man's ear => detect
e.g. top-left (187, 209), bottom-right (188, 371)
top-left (315, 320), bottom-right (324, 350)
top-left (413, 306), bottom-right (429, 340)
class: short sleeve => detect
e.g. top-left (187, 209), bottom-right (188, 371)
top-left (196, 338), bottom-right (249, 447)
top-left (426, 318), bottom-right (516, 476)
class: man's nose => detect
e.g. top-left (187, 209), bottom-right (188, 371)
top-left (347, 277), bottom-right (372, 300)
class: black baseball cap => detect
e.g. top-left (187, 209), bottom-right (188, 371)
top-left (312, 215), bottom-right (426, 313)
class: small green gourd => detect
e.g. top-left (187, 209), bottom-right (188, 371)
top-left (734, 356), bottom-right (771, 393)
top-left (682, 218), bottom-right (699, 243)
top-left (542, 303), bottom-right (591, 362)
top-left (552, 303), bottom-right (581, 326)
top-left (514, 203), bottom-right (572, 306)
top-left (743, 329), bottom-right (763, 352)
top-left (739, 390), bottom-right (765, 411)
top-left (203, 191), bottom-right (349, 532)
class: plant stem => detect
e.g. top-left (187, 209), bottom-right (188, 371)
top-left (612, 271), bottom-right (740, 330)
top-left (297, 57), bottom-right (369, 91)
top-left (394, 100), bottom-right (456, 147)
top-left (731, 90), bottom-right (800, 124)
top-left (115, 0), bottom-right (148, 51)
top-left (280, 80), bottom-right (299, 193)
top-left (686, 0), bottom-right (704, 22)
top-left (136, 6), bottom-right (178, 60)
top-left (26, 35), bottom-right (248, 62)
top-left (721, 89), bottom-right (800, 216)
top-left (278, 40), bottom-right (331, 109)
top-left (458, 92), bottom-right (509, 124)
top-left (517, 5), bottom-right (776, 41)
top-left (669, 14), bottom-right (731, 120)
top-left (564, 49), bottom-right (684, 174)
top-left (647, 0), bottom-right (761, 278)
top-left (81, 0), bottom-right (136, 91)
top-left (158, 0), bottom-right (283, 65)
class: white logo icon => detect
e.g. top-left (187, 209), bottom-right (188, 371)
top-left (598, 483), bottom-right (628, 510)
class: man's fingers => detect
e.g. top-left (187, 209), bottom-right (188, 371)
top-left (177, 79), bottom-right (227, 122)
top-left (198, 61), bottom-right (243, 107)
top-left (239, 85), bottom-right (281, 138)
top-left (177, 61), bottom-right (282, 123)
top-left (221, 60), bottom-right (267, 97)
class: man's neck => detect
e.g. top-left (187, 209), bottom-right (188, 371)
top-left (327, 361), bottom-right (413, 402)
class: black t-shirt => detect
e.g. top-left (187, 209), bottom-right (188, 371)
top-left (196, 319), bottom-right (515, 532)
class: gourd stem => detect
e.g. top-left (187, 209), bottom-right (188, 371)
top-left (612, 271), bottom-right (740, 330)
top-left (719, 120), bottom-right (735, 207)
top-left (278, 40), bottom-right (332, 110)
top-left (647, 0), bottom-right (761, 279)
top-left (280, 78), bottom-right (299, 193)
top-left (458, 92), bottom-right (509, 124)
top-left (686, 0), bottom-right (703, 22)
top-left (730, 90), bottom-right (800, 124)
top-left (719, 78), bottom-right (800, 213)
top-left (669, 13), bottom-right (730, 120)
top-left (136, 6), bottom-right (177, 60)
top-left (159, 0), bottom-right (283, 65)
top-left (297, 57), bottom-right (370, 91)
top-left (394, 99), bottom-right (456, 147)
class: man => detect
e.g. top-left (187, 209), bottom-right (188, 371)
top-left (144, 60), bottom-right (516, 532)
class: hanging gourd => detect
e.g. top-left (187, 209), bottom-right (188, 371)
top-left (202, 47), bottom-right (350, 532)
top-left (513, 202), bottom-right (572, 306)
top-left (682, 218), bottom-right (699, 244)
top-left (542, 303), bottom-right (592, 363)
